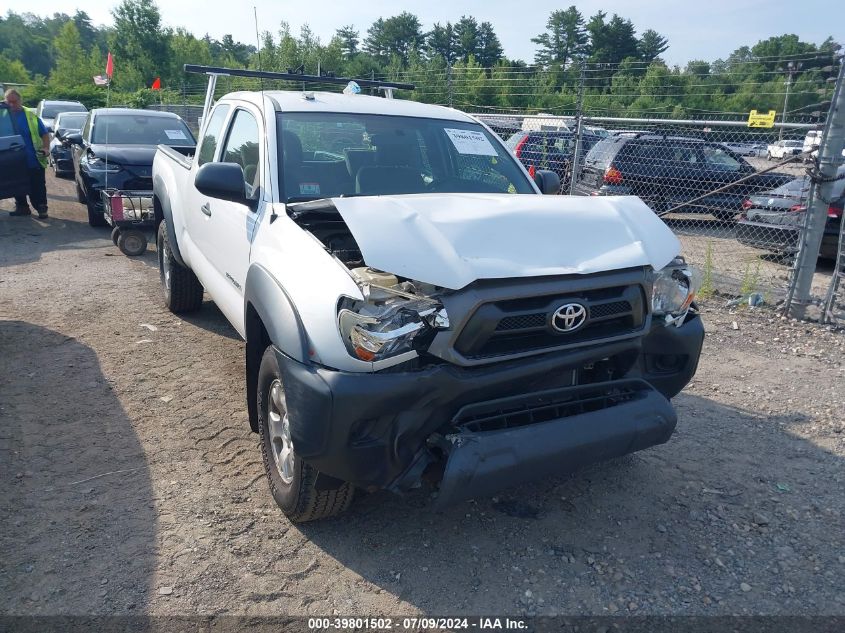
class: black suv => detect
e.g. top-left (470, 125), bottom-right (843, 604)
top-left (506, 130), bottom-right (602, 189)
top-left (573, 134), bottom-right (793, 220)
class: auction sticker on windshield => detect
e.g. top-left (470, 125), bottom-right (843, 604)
top-left (165, 129), bottom-right (188, 140)
top-left (444, 128), bottom-right (497, 156)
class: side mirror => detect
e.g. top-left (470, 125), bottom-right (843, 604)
top-left (195, 162), bottom-right (248, 203)
top-left (534, 169), bottom-right (561, 195)
top-left (65, 132), bottom-right (83, 146)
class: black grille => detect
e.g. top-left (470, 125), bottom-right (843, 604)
top-left (590, 301), bottom-right (631, 319)
top-left (454, 381), bottom-right (644, 433)
top-left (454, 284), bottom-right (646, 360)
top-left (496, 313), bottom-right (547, 331)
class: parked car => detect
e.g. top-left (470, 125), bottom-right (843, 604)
top-left (506, 129), bottom-right (603, 188)
top-left (0, 104), bottom-right (29, 200)
top-left (36, 99), bottom-right (87, 133)
top-left (152, 67), bottom-right (704, 522)
top-left (573, 134), bottom-right (794, 220)
top-left (49, 111), bottom-right (88, 177)
top-left (767, 139), bottom-right (803, 160)
top-left (721, 141), bottom-right (767, 157)
top-left (736, 168), bottom-right (844, 260)
top-left (67, 108), bottom-right (196, 226)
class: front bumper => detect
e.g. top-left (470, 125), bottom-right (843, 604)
top-left (276, 313), bottom-right (703, 500)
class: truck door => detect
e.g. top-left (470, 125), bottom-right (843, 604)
top-left (190, 106), bottom-right (263, 330)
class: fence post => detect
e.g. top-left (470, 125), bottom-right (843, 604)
top-left (787, 59), bottom-right (845, 319)
top-left (447, 62), bottom-right (453, 109)
top-left (568, 60), bottom-right (586, 195)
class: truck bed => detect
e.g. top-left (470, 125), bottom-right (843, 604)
top-left (156, 144), bottom-right (194, 170)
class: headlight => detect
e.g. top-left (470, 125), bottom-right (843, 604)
top-left (84, 155), bottom-right (122, 172)
top-left (651, 259), bottom-right (700, 326)
top-left (338, 294), bottom-right (448, 363)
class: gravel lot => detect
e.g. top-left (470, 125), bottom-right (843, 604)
top-left (1, 172), bottom-right (844, 618)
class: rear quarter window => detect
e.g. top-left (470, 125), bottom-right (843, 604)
top-left (584, 138), bottom-right (623, 169)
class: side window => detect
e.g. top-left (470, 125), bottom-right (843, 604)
top-left (197, 104), bottom-right (230, 166)
top-left (82, 115), bottom-right (92, 141)
top-left (702, 145), bottom-right (741, 171)
top-left (219, 109), bottom-right (260, 195)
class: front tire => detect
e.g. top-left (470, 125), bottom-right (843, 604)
top-left (257, 347), bottom-right (354, 522)
top-left (76, 179), bottom-right (87, 203)
top-left (87, 198), bottom-right (106, 227)
top-left (157, 221), bottom-right (203, 312)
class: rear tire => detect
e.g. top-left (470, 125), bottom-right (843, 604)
top-left (157, 221), bottom-right (203, 313)
top-left (257, 347), bottom-right (354, 522)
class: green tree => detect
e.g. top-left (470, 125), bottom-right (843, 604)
top-left (335, 25), bottom-right (359, 59)
top-left (476, 22), bottom-right (504, 68)
top-left (453, 16), bottom-right (479, 63)
top-left (638, 29), bottom-right (669, 63)
top-left (428, 23), bottom-right (457, 64)
top-left (0, 53), bottom-right (30, 83)
top-left (50, 21), bottom-right (92, 88)
top-left (363, 12), bottom-right (424, 65)
top-left (110, 0), bottom-right (171, 90)
top-left (531, 7), bottom-right (588, 68)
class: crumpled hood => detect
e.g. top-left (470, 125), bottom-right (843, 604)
top-left (330, 193), bottom-right (681, 290)
top-left (88, 144), bottom-right (159, 165)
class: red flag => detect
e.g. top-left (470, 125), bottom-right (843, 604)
top-left (151, 77), bottom-right (161, 90)
top-left (106, 52), bottom-right (114, 79)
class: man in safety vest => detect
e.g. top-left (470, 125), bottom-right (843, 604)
top-left (2, 89), bottom-right (50, 218)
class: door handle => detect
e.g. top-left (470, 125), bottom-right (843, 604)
top-left (201, 203), bottom-right (212, 217)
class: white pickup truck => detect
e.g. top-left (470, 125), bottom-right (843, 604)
top-left (152, 67), bottom-right (704, 522)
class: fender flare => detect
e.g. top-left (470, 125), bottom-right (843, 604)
top-left (243, 264), bottom-right (310, 431)
top-left (153, 173), bottom-right (188, 268)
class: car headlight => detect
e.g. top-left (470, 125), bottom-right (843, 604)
top-left (651, 258), bottom-right (700, 326)
top-left (338, 293), bottom-right (449, 363)
top-left (84, 155), bottom-right (122, 173)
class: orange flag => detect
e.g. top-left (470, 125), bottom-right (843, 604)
top-left (151, 77), bottom-right (161, 90)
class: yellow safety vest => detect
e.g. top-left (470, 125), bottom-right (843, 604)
top-left (0, 107), bottom-right (48, 168)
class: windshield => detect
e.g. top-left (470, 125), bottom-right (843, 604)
top-left (56, 113), bottom-right (87, 130)
top-left (92, 115), bottom-right (195, 145)
top-left (784, 141), bottom-right (802, 148)
top-left (42, 103), bottom-right (87, 118)
top-left (277, 112), bottom-right (534, 202)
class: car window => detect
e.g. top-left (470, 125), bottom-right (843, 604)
top-left (82, 114), bottom-right (92, 141)
top-left (91, 115), bottom-right (194, 145)
top-left (42, 103), bottom-right (87, 118)
top-left (197, 104), bottom-right (230, 166)
top-left (702, 145), bottom-right (741, 171)
top-left (278, 112), bottom-right (534, 201)
top-left (584, 138), bottom-right (621, 169)
top-left (56, 113), bottom-right (88, 130)
top-left (219, 109), bottom-right (260, 195)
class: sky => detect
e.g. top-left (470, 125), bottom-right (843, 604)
top-left (19, 0), bottom-right (844, 67)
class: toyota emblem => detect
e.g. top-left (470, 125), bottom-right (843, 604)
top-left (551, 303), bottom-right (587, 332)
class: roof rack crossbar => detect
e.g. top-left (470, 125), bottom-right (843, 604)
top-left (183, 64), bottom-right (415, 91)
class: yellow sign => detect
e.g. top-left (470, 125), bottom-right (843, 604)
top-left (748, 110), bottom-right (777, 128)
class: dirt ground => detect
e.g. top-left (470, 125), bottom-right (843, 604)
top-left (1, 172), bottom-right (844, 618)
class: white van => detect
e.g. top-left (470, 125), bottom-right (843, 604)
top-left (803, 130), bottom-right (822, 162)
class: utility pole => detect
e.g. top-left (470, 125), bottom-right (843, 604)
top-left (787, 58), bottom-right (845, 319)
top-left (779, 61), bottom-right (802, 141)
top-left (568, 60), bottom-right (586, 195)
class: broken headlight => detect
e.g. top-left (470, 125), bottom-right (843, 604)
top-left (338, 291), bottom-right (449, 363)
top-left (651, 259), bottom-right (700, 326)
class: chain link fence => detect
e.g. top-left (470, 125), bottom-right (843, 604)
top-left (477, 111), bottom-right (823, 304)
